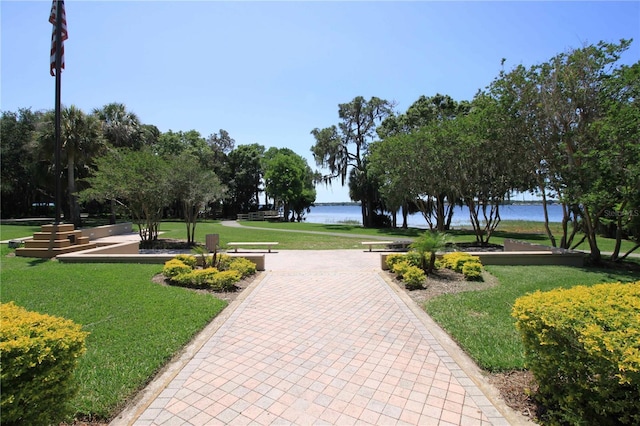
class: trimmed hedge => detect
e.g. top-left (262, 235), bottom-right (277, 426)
top-left (512, 281), bottom-right (640, 425)
top-left (1, 302), bottom-right (88, 426)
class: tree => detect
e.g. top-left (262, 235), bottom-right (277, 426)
top-left (490, 40), bottom-right (634, 262)
top-left (311, 96), bottom-right (393, 227)
top-left (264, 149), bottom-right (316, 221)
top-left (93, 103), bottom-right (142, 150)
top-left (1, 108), bottom-right (44, 218)
top-left (169, 153), bottom-right (226, 243)
top-left (81, 148), bottom-right (171, 245)
top-left (38, 105), bottom-right (105, 227)
top-left (223, 144), bottom-right (265, 217)
top-left (593, 61), bottom-right (640, 260)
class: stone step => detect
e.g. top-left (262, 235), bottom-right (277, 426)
top-left (32, 230), bottom-right (83, 241)
top-left (23, 239), bottom-right (72, 249)
top-left (15, 243), bottom-right (98, 259)
top-left (41, 223), bottom-right (75, 233)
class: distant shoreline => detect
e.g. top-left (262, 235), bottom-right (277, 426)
top-left (314, 201), bottom-right (554, 207)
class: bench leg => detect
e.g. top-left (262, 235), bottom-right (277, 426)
top-left (234, 248), bottom-right (238, 253)
top-left (268, 247), bottom-right (271, 253)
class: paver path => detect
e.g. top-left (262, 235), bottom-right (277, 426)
top-left (115, 251), bottom-right (517, 425)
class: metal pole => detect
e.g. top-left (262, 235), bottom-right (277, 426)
top-left (54, 0), bottom-right (62, 225)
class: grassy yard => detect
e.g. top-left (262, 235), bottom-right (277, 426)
top-left (0, 245), bottom-right (227, 421)
top-left (424, 264), bottom-right (639, 372)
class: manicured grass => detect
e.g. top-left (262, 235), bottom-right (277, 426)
top-left (2, 219), bottom-right (636, 254)
top-left (423, 265), bottom-right (639, 372)
top-left (0, 223), bottom-right (43, 241)
top-left (0, 245), bottom-right (227, 420)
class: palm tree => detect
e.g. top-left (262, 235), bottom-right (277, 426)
top-left (38, 106), bottom-right (105, 227)
top-left (93, 102), bottom-right (142, 150)
top-left (409, 231), bottom-right (453, 274)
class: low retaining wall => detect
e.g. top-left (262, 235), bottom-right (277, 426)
top-left (57, 245), bottom-right (266, 270)
top-left (81, 222), bottom-right (133, 240)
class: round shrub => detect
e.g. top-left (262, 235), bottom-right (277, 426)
top-left (462, 262), bottom-right (483, 281)
top-left (228, 257), bottom-right (257, 278)
top-left (209, 270), bottom-right (242, 291)
top-left (403, 266), bottom-right (426, 290)
top-left (1, 302), bottom-right (88, 426)
top-left (385, 254), bottom-right (406, 270)
top-left (188, 268), bottom-right (220, 288)
top-left (162, 259), bottom-right (192, 279)
top-left (404, 251), bottom-right (424, 268)
top-left (391, 260), bottom-right (412, 279)
top-left (513, 282), bottom-right (640, 425)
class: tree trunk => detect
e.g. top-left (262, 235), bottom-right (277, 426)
top-left (539, 179), bottom-right (557, 247)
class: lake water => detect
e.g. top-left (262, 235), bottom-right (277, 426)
top-left (305, 204), bottom-right (564, 228)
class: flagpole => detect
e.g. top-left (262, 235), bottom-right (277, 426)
top-left (54, 0), bottom-right (62, 225)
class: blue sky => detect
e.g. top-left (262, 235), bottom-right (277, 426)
top-left (2, 1), bottom-right (639, 203)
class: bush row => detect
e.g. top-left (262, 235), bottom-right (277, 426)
top-left (1, 302), bottom-right (89, 426)
top-left (512, 281), bottom-right (640, 425)
top-left (439, 252), bottom-right (483, 281)
top-left (163, 254), bottom-right (256, 291)
top-left (386, 251), bottom-right (485, 288)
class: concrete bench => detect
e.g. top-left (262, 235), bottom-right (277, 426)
top-left (361, 241), bottom-right (394, 252)
top-left (361, 240), bottom-right (413, 252)
top-left (227, 242), bottom-right (279, 253)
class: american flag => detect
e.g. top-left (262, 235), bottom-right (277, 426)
top-left (49, 0), bottom-right (68, 76)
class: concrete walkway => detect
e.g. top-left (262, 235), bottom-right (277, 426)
top-left (112, 250), bottom-right (524, 426)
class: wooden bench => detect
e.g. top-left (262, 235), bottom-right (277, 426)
top-left (227, 242), bottom-right (279, 253)
top-left (361, 240), bottom-right (413, 252)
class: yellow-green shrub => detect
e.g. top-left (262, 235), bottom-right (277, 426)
top-left (174, 254), bottom-right (197, 268)
top-left (441, 252), bottom-right (482, 274)
top-left (512, 281), bottom-right (640, 425)
top-left (403, 266), bottom-right (426, 290)
top-left (391, 260), bottom-right (412, 279)
top-left (210, 270), bottom-right (242, 291)
top-left (386, 252), bottom-right (422, 271)
top-left (162, 259), bottom-right (191, 279)
top-left (462, 261), bottom-right (483, 281)
top-left (1, 302), bottom-right (89, 426)
top-left (228, 257), bottom-right (257, 278)
top-left (385, 254), bottom-right (406, 270)
top-left (188, 268), bottom-right (220, 288)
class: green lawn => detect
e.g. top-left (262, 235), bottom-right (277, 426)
top-left (424, 264), bottom-right (639, 372)
top-left (0, 245), bottom-right (227, 420)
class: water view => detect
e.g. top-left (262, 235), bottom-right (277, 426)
top-left (305, 203), bottom-right (564, 228)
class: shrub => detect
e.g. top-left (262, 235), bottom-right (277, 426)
top-left (209, 270), bottom-right (242, 291)
top-left (385, 254), bottom-right (407, 270)
top-left (1, 302), bottom-right (89, 426)
top-left (162, 259), bottom-right (192, 279)
top-left (391, 260), bottom-right (412, 279)
top-left (404, 251), bottom-right (423, 268)
top-left (191, 268), bottom-right (220, 287)
top-left (441, 252), bottom-right (482, 274)
top-left (462, 261), bottom-right (483, 281)
top-left (228, 257), bottom-right (257, 278)
top-left (216, 253), bottom-right (233, 271)
top-left (163, 254), bottom-right (253, 291)
top-left (174, 254), bottom-right (197, 268)
top-left (512, 281), bottom-right (640, 425)
top-left (403, 266), bottom-right (426, 290)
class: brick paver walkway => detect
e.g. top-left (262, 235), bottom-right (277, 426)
top-left (114, 250), bottom-right (516, 425)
